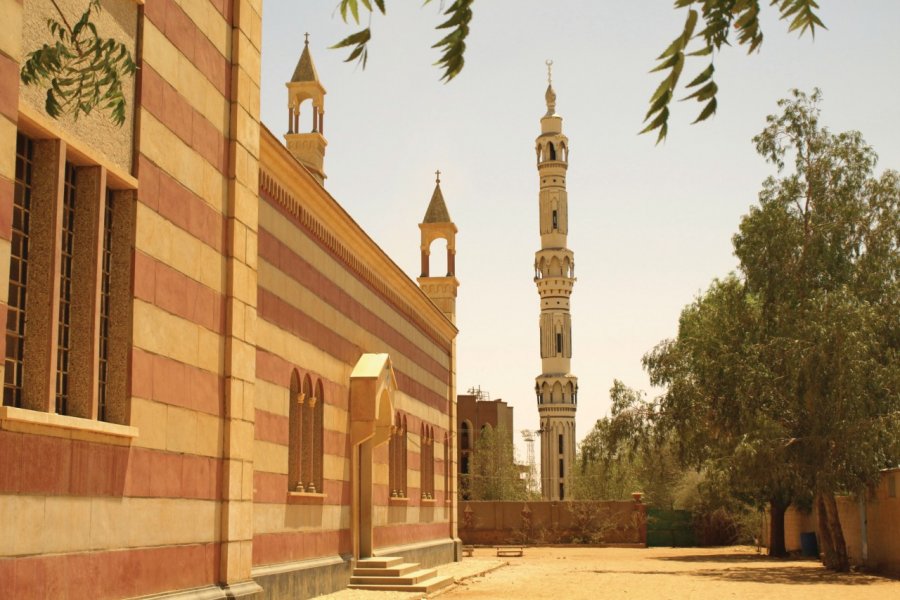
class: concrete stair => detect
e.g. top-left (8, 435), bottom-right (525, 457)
top-left (348, 557), bottom-right (454, 593)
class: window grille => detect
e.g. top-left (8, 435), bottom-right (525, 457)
top-left (4, 134), bottom-right (34, 407)
top-left (54, 163), bottom-right (76, 415)
top-left (97, 190), bottom-right (113, 421)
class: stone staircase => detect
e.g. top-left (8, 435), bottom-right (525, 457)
top-left (348, 556), bottom-right (454, 594)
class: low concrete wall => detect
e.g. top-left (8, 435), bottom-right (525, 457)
top-left (763, 468), bottom-right (900, 576)
top-left (459, 500), bottom-right (647, 546)
top-left (251, 538), bottom-right (457, 600)
top-left (253, 555), bottom-right (352, 600)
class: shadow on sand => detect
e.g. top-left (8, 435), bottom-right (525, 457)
top-left (589, 553), bottom-right (886, 587)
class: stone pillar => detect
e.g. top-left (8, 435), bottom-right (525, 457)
top-left (67, 166), bottom-right (106, 419)
top-left (218, 0), bottom-right (262, 596)
top-left (105, 190), bottom-right (136, 425)
top-left (21, 139), bottom-right (65, 412)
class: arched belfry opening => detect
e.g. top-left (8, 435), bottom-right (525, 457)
top-left (417, 170), bottom-right (460, 324)
top-left (285, 35), bottom-right (328, 185)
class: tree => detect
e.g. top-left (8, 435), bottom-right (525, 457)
top-left (736, 89), bottom-right (899, 569)
top-left (576, 380), bottom-right (683, 507)
top-left (644, 276), bottom-right (808, 556)
top-left (645, 89), bottom-right (900, 568)
top-left (466, 424), bottom-right (528, 501)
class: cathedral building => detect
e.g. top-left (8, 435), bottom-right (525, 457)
top-left (0, 3), bottom-right (459, 599)
top-left (533, 66), bottom-right (578, 501)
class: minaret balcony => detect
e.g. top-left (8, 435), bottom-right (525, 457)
top-left (538, 160), bottom-right (568, 172)
top-left (534, 277), bottom-right (575, 296)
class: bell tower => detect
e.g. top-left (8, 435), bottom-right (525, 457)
top-left (417, 171), bottom-right (459, 324)
top-left (285, 34), bottom-right (327, 185)
top-left (534, 62), bottom-right (577, 501)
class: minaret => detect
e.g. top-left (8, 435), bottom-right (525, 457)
top-left (285, 34), bottom-right (327, 185)
top-left (417, 171), bottom-right (459, 324)
top-left (534, 62), bottom-right (577, 501)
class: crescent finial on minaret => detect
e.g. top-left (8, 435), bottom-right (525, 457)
top-left (544, 60), bottom-right (557, 117)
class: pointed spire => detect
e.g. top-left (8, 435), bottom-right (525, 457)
top-left (291, 34), bottom-right (321, 83)
top-left (423, 170), bottom-right (452, 223)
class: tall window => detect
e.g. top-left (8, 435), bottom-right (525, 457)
top-left (289, 372), bottom-right (324, 493)
top-left (389, 412), bottom-right (407, 498)
top-left (4, 134), bottom-right (33, 407)
top-left (97, 191), bottom-right (113, 421)
top-left (443, 432), bottom-right (450, 502)
top-left (421, 424), bottom-right (434, 500)
top-left (3, 132), bottom-right (134, 423)
top-left (55, 163), bottom-right (76, 415)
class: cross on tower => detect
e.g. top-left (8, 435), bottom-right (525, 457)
top-left (435, 169), bottom-right (441, 184)
top-left (304, 32), bottom-right (310, 45)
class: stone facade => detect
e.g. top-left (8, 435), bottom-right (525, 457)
top-left (0, 2), bottom-right (459, 599)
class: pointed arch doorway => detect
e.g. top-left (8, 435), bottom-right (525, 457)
top-left (349, 353), bottom-right (397, 562)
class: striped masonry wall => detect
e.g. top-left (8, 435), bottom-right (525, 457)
top-left (251, 152), bottom-right (455, 567)
top-left (0, 0), bottom-right (261, 598)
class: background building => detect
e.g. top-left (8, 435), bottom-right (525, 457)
top-left (457, 387), bottom-right (514, 494)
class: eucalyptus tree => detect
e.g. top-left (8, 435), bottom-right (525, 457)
top-left (644, 276), bottom-right (807, 557)
top-left (645, 89), bottom-right (900, 568)
top-left (735, 88), bottom-right (899, 569)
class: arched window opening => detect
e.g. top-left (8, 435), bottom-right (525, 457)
top-left (548, 142), bottom-right (556, 160)
top-left (312, 379), bottom-right (325, 493)
top-left (444, 432), bottom-right (451, 501)
top-left (421, 425), bottom-right (435, 500)
top-left (552, 209), bottom-right (558, 230)
top-left (301, 375), bottom-right (314, 490)
top-left (288, 370), bottom-right (302, 491)
top-left (288, 372), bottom-right (325, 494)
top-left (389, 412), bottom-right (408, 498)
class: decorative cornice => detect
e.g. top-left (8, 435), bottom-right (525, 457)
top-left (258, 126), bottom-right (457, 349)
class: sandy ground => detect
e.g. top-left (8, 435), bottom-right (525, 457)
top-left (438, 546), bottom-right (900, 600)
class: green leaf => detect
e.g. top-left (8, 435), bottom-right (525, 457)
top-left (685, 63), bottom-right (714, 89)
top-left (692, 97), bottom-right (717, 123)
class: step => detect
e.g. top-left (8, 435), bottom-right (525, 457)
top-left (355, 556), bottom-right (404, 569)
top-left (350, 567), bottom-right (438, 586)
top-left (348, 574), bottom-right (454, 593)
top-left (352, 562), bottom-right (420, 577)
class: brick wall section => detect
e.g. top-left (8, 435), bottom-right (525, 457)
top-left (458, 501), bottom-right (647, 546)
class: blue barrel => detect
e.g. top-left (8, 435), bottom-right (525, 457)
top-left (800, 532), bottom-right (818, 557)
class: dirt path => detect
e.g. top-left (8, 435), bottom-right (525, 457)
top-left (439, 546), bottom-right (900, 599)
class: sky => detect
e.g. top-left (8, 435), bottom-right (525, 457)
top-left (259, 1), bottom-right (900, 462)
